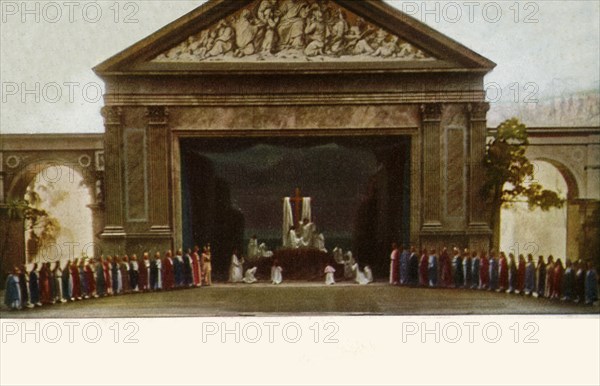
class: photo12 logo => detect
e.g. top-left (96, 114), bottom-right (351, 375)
top-left (201, 321), bottom-right (340, 344)
top-left (2, 321), bottom-right (140, 344)
top-left (1, 1), bottom-right (140, 24)
top-left (1, 82), bottom-right (103, 104)
top-left (398, 1), bottom-right (540, 24)
top-left (402, 321), bottom-right (540, 343)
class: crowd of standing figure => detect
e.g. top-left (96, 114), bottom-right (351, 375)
top-left (389, 243), bottom-right (599, 306)
top-left (4, 245), bottom-right (213, 311)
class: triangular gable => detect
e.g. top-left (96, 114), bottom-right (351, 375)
top-left (94, 0), bottom-right (495, 74)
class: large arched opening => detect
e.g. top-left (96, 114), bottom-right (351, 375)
top-left (500, 159), bottom-right (578, 261)
top-left (22, 164), bottom-right (95, 266)
top-left (1, 159), bottom-right (97, 276)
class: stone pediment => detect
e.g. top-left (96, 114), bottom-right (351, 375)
top-left (95, 0), bottom-right (495, 74)
top-left (153, 0), bottom-right (434, 63)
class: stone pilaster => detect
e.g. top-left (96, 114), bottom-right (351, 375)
top-left (100, 106), bottom-right (125, 237)
top-left (146, 106), bottom-right (172, 233)
top-left (465, 102), bottom-right (491, 252)
top-left (467, 102), bottom-right (491, 231)
top-left (421, 103), bottom-right (443, 230)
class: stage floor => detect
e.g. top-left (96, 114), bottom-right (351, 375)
top-left (2, 282), bottom-right (598, 318)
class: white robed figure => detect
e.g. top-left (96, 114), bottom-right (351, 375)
top-left (287, 227), bottom-right (303, 248)
top-left (324, 265), bottom-right (336, 285)
top-left (343, 252), bottom-right (357, 279)
top-left (248, 235), bottom-right (274, 261)
top-left (364, 266), bottom-right (374, 284)
top-left (258, 243), bottom-right (274, 259)
top-left (247, 236), bottom-right (259, 260)
top-left (315, 233), bottom-right (327, 253)
top-left (229, 254), bottom-right (244, 283)
top-left (283, 198), bottom-right (295, 247)
top-left (283, 193), bottom-right (326, 250)
top-left (271, 264), bottom-right (283, 285)
top-left (333, 247), bottom-right (344, 264)
top-left (243, 267), bottom-right (258, 284)
top-left (353, 263), bottom-right (371, 285)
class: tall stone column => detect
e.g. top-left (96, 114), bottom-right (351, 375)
top-left (0, 153), bottom-right (4, 204)
top-left (100, 107), bottom-right (125, 240)
top-left (421, 103), bottom-right (443, 231)
top-left (467, 102), bottom-right (492, 252)
top-left (146, 106), bottom-right (172, 234)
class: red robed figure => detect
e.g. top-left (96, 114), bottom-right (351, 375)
top-left (103, 261), bottom-right (112, 294)
top-left (440, 249), bottom-right (452, 287)
top-left (192, 250), bottom-right (202, 286)
top-left (85, 264), bottom-right (96, 295)
top-left (162, 255), bottom-right (174, 290)
top-left (480, 255), bottom-right (489, 288)
top-left (70, 264), bottom-right (81, 299)
top-left (39, 264), bottom-right (52, 304)
top-left (552, 262), bottom-right (564, 299)
top-left (139, 258), bottom-right (148, 291)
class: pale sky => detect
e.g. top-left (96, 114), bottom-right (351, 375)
top-left (0, 0), bottom-right (598, 134)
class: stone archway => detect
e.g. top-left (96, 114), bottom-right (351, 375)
top-left (500, 160), bottom-right (570, 260)
top-left (22, 164), bottom-right (96, 265)
top-left (529, 157), bottom-right (590, 263)
top-left (0, 134), bottom-right (105, 277)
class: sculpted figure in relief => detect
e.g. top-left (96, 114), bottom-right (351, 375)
top-left (152, 0), bottom-right (434, 63)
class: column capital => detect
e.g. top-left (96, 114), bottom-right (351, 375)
top-left (420, 103), bottom-right (443, 122)
top-left (101, 106), bottom-right (123, 126)
top-left (468, 102), bottom-right (490, 121)
top-left (146, 106), bottom-right (170, 126)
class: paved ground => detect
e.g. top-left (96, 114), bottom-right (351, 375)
top-left (1, 282), bottom-right (598, 318)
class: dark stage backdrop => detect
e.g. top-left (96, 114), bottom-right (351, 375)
top-left (180, 136), bottom-right (411, 279)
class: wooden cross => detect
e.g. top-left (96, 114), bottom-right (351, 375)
top-left (289, 187), bottom-right (303, 226)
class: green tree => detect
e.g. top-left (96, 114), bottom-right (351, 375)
top-left (0, 186), bottom-right (61, 277)
top-left (483, 118), bottom-right (566, 249)
top-left (0, 198), bottom-right (49, 275)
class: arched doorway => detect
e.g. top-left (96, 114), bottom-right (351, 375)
top-left (23, 165), bottom-right (94, 266)
top-left (500, 160), bottom-right (574, 260)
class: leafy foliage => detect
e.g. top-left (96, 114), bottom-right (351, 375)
top-left (483, 118), bottom-right (566, 211)
top-left (482, 118), bottom-right (566, 248)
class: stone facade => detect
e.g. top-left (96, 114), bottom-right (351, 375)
top-left (93, 0), bottom-right (496, 263)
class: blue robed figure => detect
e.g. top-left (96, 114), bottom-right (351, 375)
top-left (79, 264), bottom-right (88, 298)
top-left (584, 264), bottom-right (598, 305)
top-left (182, 251), bottom-right (194, 287)
top-left (111, 261), bottom-right (121, 294)
top-left (562, 260), bottom-right (576, 301)
top-left (399, 248), bottom-right (410, 285)
top-left (471, 255), bottom-right (481, 289)
top-left (524, 256), bottom-right (536, 295)
top-left (29, 266), bottom-right (41, 305)
top-left (173, 256), bottom-right (184, 287)
top-left (489, 256), bottom-right (499, 291)
top-left (62, 261), bottom-right (73, 300)
top-left (463, 254), bottom-right (472, 288)
top-left (452, 253), bottom-right (463, 288)
top-left (408, 250), bottom-right (419, 286)
top-left (4, 271), bottom-right (22, 310)
top-left (428, 252), bottom-right (438, 287)
top-left (96, 259), bottom-right (106, 296)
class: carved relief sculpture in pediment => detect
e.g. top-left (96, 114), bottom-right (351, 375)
top-left (152, 0), bottom-right (435, 63)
